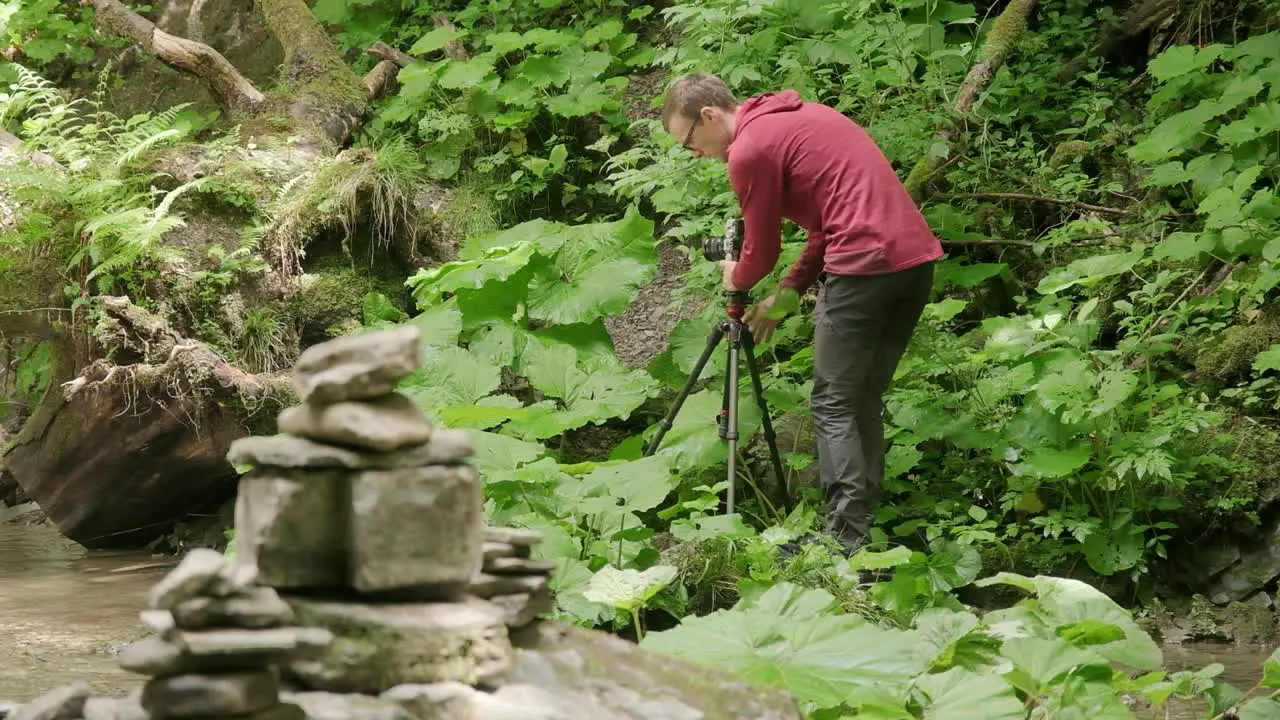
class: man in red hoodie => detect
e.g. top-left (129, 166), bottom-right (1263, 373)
top-left (662, 73), bottom-right (943, 556)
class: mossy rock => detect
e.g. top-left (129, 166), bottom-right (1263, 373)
top-left (283, 254), bottom-right (408, 347)
top-left (1195, 308), bottom-right (1280, 385)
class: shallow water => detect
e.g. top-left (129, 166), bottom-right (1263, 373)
top-left (0, 520), bottom-right (171, 700)
top-left (0, 519), bottom-right (1272, 714)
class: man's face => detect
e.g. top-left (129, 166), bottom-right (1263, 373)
top-left (667, 107), bottom-right (733, 161)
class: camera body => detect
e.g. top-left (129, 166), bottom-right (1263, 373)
top-left (702, 217), bottom-right (744, 262)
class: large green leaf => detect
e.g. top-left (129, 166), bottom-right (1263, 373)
top-left (1036, 250), bottom-right (1145, 295)
top-left (642, 582), bottom-right (925, 710)
top-left (582, 565), bottom-right (678, 612)
top-left (916, 667), bottom-right (1025, 720)
top-left (525, 206), bottom-right (658, 325)
top-left (401, 346), bottom-right (501, 419)
top-left (1000, 636), bottom-right (1105, 691)
top-left (408, 242), bottom-right (537, 307)
top-left (517, 335), bottom-right (659, 431)
top-left (974, 574), bottom-right (1162, 671)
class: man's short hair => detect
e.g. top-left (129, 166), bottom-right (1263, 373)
top-left (661, 73), bottom-right (738, 131)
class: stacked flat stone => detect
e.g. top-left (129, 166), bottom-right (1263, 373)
top-left (224, 326), bottom-right (520, 695)
top-left (228, 325), bottom-right (484, 598)
top-left (473, 527), bottom-right (556, 635)
top-left (114, 549), bottom-right (330, 720)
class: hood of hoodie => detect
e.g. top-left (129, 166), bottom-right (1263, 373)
top-left (734, 89), bottom-right (804, 138)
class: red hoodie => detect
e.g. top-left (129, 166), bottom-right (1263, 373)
top-left (727, 90), bottom-right (943, 292)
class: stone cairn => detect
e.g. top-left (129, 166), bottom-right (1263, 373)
top-left (2, 325), bottom-right (560, 720)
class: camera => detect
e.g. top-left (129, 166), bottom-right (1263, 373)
top-left (702, 217), bottom-right (744, 262)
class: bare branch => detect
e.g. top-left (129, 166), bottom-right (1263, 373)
top-left (367, 42), bottom-right (415, 68)
top-left (942, 192), bottom-right (1130, 216)
top-left (84, 0), bottom-right (265, 111)
top-left (363, 60), bottom-right (401, 100)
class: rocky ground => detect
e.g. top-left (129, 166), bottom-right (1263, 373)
top-left (604, 240), bottom-right (707, 370)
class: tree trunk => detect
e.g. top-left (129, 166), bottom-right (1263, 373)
top-left (257, 0), bottom-right (369, 144)
top-left (904, 0), bottom-right (1040, 202)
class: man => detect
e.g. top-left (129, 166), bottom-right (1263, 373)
top-left (661, 73), bottom-right (942, 556)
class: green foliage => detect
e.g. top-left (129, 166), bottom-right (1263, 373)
top-left (0, 65), bottom-right (218, 295)
top-left (0, 0), bottom-right (98, 69)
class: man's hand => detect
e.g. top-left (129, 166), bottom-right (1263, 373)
top-left (744, 287), bottom-right (799, 344)
top-left (720, 260), bottom-right (739, 291)
top-left (745, 296), bottom-right (782, 343)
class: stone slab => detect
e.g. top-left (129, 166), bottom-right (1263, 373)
top-left (140, 671), bottom-right (279, 717)
top-left (172, 586), bottom-right (296, 630)
top-left (227, 430), bottom-right (473, 471)
top-left (283, 693), bottom-right (412, 720)
top-left (278, 394), bottom-right (432, 453)
top-left (292, 325), bottom-right (421, 405)
top-left (381, 683), bottom-right (478, 720)
top-left (283, 597), bottom-right (512, 693)
top-left (147, 549), bottom-right (227, 610)
top-left (9, 682), bottom-right (89, 720)
top-left (349, 465), bottom-right (483, 594)
top-left (233, 469), bottom-right (348, 590)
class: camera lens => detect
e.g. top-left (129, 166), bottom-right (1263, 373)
top-left (702, 237), bottom-right (725, 262)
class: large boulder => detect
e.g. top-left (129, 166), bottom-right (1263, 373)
top-left (2, 298), bottom-right (292, 549)
top-left (496, 623), bottom-right (805, 720)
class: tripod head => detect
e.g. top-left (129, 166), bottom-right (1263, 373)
top-left (723, 290), bottom-right (750, 321)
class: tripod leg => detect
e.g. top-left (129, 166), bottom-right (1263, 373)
top-left (725, 327), bottom-right (741, 516)
top-left (644, 323), bottom-right (727, 457)
top-left (741, 327), bottom-right (793, 515)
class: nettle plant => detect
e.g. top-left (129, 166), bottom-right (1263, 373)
top-left (874, 32), bottom-right (1280, 580)
top-left (344, 0), bottom-right (653, 213)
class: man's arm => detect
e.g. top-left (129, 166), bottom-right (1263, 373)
top-left (779, 230), bottom-right (827, 293)
top-left (727, 143), bottom-right (784, 291)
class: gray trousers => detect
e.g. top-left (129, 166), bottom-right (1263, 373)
top-left (811, 261), bottom-right (934, 552)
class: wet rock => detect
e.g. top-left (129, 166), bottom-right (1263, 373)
top-left (233, 468), bottom-right (348, 589)
top-left (501, 624), bottom-right (805, 720)
top-left (242, 704), bottom-right (307, 720)
top-left (292, 325), bottom-right (421, 405)
top-left (283, 692), bottom-right (413, 720)
top-left (141, 670), bottom-right (278, 717)
top-left (483, 557), bottom-right (555, 575)
top-left (81, 697), bottom-right (120, 720)
top-left (148, 549), bottom-right (228, 610)
top-left (489, 589), bottom-right (555, 628)
top-left (278, 394), bottom-right (433, 452)
top-left (118, 628), bottom-right (331, 676)
top-left (228, 430), bottom-right (473, 471)
top-left (140, 609), bottom-right (176, 634)
top-left (469, 573), bottom-right (547, 599)
top-left (484, 527), bottom-right (542, 548)
top-left (172, 586), bottom-right (296, 629)
top-left (349, 465), bottom-right (483, 594)
top-left (482, 542), bottom-right (524, 561)
top-left (381, 683), bottom-right (478, 720)
top-left (1207, 519), bottom-right (1280, 604)
top-left (9, 682), bottom-right (90, 720)
top-left (284, 597), bottom-right (512, 692)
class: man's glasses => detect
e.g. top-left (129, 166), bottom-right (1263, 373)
top-left (682, 115), bottom-right (701, 150)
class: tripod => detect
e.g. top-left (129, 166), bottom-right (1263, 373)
top-left (643, 291), bottom-right (790, 515)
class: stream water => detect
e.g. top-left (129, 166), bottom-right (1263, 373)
top-left (0, 518), bottom-right (1272, 714)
